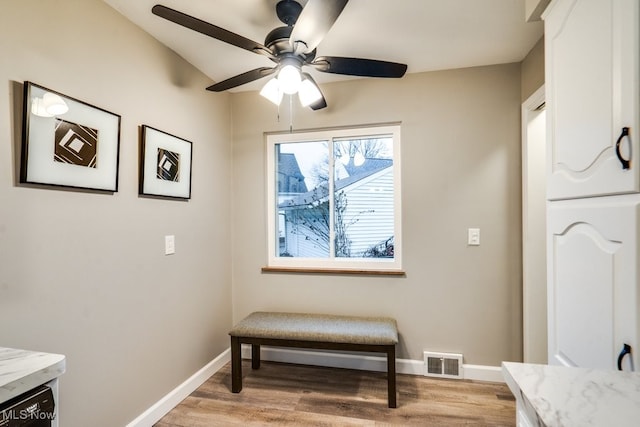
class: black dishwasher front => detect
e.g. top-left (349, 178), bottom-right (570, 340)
top-left (0, 385), bottom-right (54, 427)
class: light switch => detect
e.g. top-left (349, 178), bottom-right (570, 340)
top-left (468, 228), bottom-right (480, 246)
top-left (165, 235), bottom-right (175, 255)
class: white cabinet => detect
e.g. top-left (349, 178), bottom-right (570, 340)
top-left (544, 0), bottom-right (639, 200)
top-left (544, 0), bottom-right (640, 371)
top-left (547, 198), bottom-right (639, 370)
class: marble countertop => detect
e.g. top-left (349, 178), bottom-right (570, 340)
top-left (502, 361), bottom-right (640, 427)
top-left (0, 347), bottom-right (66, 403)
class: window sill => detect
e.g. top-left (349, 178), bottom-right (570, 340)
top-left (261, 266), bottom-right (406, 276)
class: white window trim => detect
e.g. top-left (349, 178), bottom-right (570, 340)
top-left (265, 124), bottom-right (402, 272)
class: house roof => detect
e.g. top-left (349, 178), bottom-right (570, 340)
top-left (278, 153), bottom-right (305, 179)
top-left (278, 152), bottom-right (308, 193)
top-left (338, 159), bottom-right (393, 191)
top-left (279, 158), bottom-right (392, 209)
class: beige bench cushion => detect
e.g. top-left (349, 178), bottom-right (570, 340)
top-left (229, 311), bottom-right (398, 345)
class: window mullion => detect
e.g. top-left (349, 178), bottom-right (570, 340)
top-left (328, 138), bottom-right (336, 259)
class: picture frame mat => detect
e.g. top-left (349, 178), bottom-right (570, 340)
top-left (140, 125), bottom-right (192, 199)
top-left (22, 82), bottom-right (121, 191)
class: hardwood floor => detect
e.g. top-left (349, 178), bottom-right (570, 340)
top-left (155, 360), bottom-right (516, 426)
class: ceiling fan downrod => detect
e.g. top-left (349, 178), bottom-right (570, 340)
top-left (276, 0), bottom-right (303, 26)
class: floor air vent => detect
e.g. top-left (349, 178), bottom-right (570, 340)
top-left (423, 351), bottom-right (463, 379)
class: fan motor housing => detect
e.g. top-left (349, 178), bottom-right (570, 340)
top-left (264, 26), bottom-right (293, 53)
top-left (264, 25), bottom-right (316, 62)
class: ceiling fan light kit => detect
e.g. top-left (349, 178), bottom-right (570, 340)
top-left (151, 0), bottom-right (407, 111)
top-left (259, 74), bottom-right (322, 108)
top-left (298, 78), bottom-right (323, 107)
top-left (259, 78), bottom-right (284, 106)
top-left (277, 58), bottom-right (303, 95)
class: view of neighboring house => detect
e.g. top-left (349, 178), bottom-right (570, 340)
top-left (277, 153), bottom-right (394, 259)
top-left (277, 152), bottom-right (308, 196)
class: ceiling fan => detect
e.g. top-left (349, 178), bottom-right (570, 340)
top-left (152, 0), bottom-right (408, 110)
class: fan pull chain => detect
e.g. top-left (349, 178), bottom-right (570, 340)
top-left (289, 95), bottom-right (294, 133)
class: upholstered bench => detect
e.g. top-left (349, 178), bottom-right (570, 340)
top-left (229, 311), bottom-right (399, 408)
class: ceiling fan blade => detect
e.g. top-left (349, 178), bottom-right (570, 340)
top-left (311, 56), bottom-right (407, 78)
top-left (289, 0), bottom-right (348, 54)
top-left (152, 5), bottom-right (273, 58)
top-left (206, 67), bottom-right (277, 92)
top-left (301, 72), bottom-right (327, 110)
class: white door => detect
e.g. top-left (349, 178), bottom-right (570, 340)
top-left (544, 0), bottom-right (639, 200)
top-left (547, 197), bottom-right (639, 370)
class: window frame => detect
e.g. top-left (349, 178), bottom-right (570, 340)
top-left (265, 124), bottom-right (403, 273)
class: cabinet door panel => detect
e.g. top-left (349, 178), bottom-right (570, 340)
top-left (547, 198), bottom-right (639, 370)
top-left (552, 223), bottom-right (616, 368)
top-left (545, 0), bottom-right (639, 199)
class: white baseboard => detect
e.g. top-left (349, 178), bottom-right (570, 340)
top-left (126, 348), bottom-right (231, 427)
top-left (128, 346), bottom-right (505, 426)
top-left (462, 364), bottom-right (504, 382)
top-left (241, 346), bottom-right (504, 382)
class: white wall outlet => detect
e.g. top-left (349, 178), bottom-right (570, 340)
top-left (468, 228), bottom-right (480, 246)
top-left (165, 235), bottom-right (175, 255)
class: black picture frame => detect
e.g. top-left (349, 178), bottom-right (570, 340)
top-left (20, 82), bottom-right (121, 192)
top-left (139, 125), bottom-right (193, 200)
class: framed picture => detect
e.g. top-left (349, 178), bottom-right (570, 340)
top-left (20, 81), bottom-right (121, 192)
top-left (139, 125), bottom-right (192, 199)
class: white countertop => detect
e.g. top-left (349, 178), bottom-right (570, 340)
top-left (0, 347), bottom-right (66, 403)
top-left (502, 361), bottom-right (640, 427)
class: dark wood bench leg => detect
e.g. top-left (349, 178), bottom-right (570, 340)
top-left (251, 344), bottom-right (261, 369)
top-left (387, 345), bottom-right (397, 408)
top-left (231, 336), bottom-right (242, 393)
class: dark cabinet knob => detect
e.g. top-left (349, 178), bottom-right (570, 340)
top-left (615, 127), bottom-right (631, 170)
top-left (617, 343), bottom-right (632, 371)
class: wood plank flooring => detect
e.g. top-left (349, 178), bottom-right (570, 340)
top-left (155, 360), bottom-right (516, 426)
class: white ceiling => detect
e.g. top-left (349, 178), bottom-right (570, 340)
top-left (103, 0), bottom-right (543, 92)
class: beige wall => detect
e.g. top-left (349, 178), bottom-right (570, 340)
top-left (1, 1), bottom-right (538, 423)
top-left (521, 37), bottom-right (545, 101)
top-left (231, 63), bottom-right (524, 366)
top-left (0, 1), bottom-right (232, 426)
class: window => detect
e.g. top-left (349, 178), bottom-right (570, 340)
top-left (266, 124), bottom-right (402, 272)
